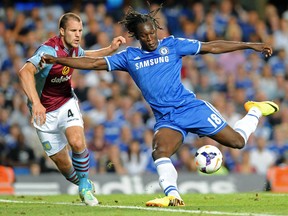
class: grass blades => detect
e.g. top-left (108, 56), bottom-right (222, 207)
top-left (0, 193), bottom-right (287, 216)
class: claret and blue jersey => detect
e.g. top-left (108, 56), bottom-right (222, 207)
top-left (27, 36), bottom-right (85, 112)
top-left (105, 36), bottom-right (202, 120)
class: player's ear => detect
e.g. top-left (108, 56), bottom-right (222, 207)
top-left (59, 27), bottom-right (64, 37)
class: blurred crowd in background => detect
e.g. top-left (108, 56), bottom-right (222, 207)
top-left (0, 0), bottom-right (288, 178)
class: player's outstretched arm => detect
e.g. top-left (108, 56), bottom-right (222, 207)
top-left (41, 55), bottom-right (108, 70)
top-left (85, 36), bottom-right (126, 57)
top-left (200, 40), bottom-right (273, 57)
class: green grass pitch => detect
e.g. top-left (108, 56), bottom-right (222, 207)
top-left (0, 193), bottom-right (287, 216)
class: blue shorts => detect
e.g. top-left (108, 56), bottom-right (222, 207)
top-left (154, 99), bottom-right (227, 140)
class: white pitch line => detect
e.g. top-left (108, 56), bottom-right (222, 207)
top-left (0, 199), bottom-right (283, 216)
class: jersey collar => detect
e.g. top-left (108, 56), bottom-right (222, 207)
top-left (57, 36), bottom-right (71, 54)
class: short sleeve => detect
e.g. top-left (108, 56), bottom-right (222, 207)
top-left (104, 49), bottom-right (128, 71)
top-left (173, 37), bottom-right (201, 56)
top-left (78, 46), bottom-right (85, 57)
top-left (27, 45), bottom-right (56, 73)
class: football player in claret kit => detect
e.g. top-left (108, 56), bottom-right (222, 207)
top-left (17, 12), bottom-right (125, 206)
top-left (41, 6), bottom-right (279, 207)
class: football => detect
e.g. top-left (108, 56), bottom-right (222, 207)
top-left (195, 145), bottom-right (223, 174)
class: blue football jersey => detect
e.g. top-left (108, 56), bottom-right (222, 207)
top-left (105, 36), bottom-right (201, 120)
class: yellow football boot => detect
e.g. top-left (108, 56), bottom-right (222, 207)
top-left (146, 196), bottom-right (185, 207)
top-left (244, 101), bottom-right (279, 116)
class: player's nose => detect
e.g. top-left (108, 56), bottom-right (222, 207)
top-left (75, 31), bottom-right (81, 37)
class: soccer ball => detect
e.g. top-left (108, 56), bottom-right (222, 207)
top-left (195, 145), bottom-right (223, 174)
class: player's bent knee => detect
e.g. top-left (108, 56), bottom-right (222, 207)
top-left (233, 141), bottom-right (245, 149)
top-left (224, 130), bottom-right (246, 149)
top-left (228, 137), bottom-right (245, 149)
top-left (69, 139), bottom-right (86, 152)
top-left (152, 146), bottom-right (173, 160)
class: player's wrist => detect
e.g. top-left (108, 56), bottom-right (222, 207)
top-left (54, 58), bottom-right (60, 64)
top-left (108, 45), bottom-right (117, 53)
top-left (32, 100), bottom-right (41, 106)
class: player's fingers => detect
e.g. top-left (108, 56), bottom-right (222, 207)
top-left (36, 115), bottom-right (42, 126)
top-left (40, 114), bottom-right (46, 125)
top-left (39, 58), bottom-right (46, 69)
top-left (119, 36), bottom-right (126, 43)
top-left (263, 48), bottom-right (272, 57)
top-left (38, 114), bottom-right (46, 126)
top-left (30, 116), bottom-right (34, 125)
top-left (31, 113), bottom-right (45, 126)
top-left (267, 47), bottom-right (272, 54)
top-left (114, 36), bottom-right (126, 44)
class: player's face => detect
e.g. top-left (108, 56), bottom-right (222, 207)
top-left (136, 21), bottom-right (158, 51)
top-left (60, 19), bottom-right (83, 49)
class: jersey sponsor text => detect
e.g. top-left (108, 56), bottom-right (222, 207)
top-left (51, 75), bottom-right (72, 83)
top-left (135, 56), bottom-right (169, 70)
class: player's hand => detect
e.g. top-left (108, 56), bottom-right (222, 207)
top-left (31, 102), bottom-right (46, 126)
top-left (110, 36), bottom-right (126, 52)
top-left (262, 45), bottom-right (273, 58)
top-left (40, 54), bottom-right (57, 66)
top-left (253, 43), bottom-right (273, 58)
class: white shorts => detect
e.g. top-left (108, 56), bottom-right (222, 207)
top-left (34, 98), bottom-right (84, 156)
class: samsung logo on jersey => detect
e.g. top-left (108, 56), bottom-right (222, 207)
top-left (51, 75), bottom-right (72, 83)
top-left (135, 56), bottom-right (169, 70)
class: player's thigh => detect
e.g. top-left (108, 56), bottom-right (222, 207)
top-left (49, 145), bottom-right (72, 171)
top-left (153, 128), bottom-right (183, 155)
top-left (36, 129), bottom-right (67, 156)
top-left (58, 98), bottom-right (86, 150)
top-left (210, 125), bottom-right (245, 149)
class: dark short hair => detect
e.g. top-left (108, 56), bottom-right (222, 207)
top-left (58, 12), bottom-right (82, 29)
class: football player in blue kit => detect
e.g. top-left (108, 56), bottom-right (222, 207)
top-left (41, 6), bottom-right (279, 207)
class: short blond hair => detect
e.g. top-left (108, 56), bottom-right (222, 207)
top-left (58, 12), bottom-right (82, 29)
